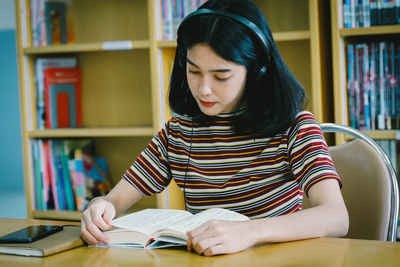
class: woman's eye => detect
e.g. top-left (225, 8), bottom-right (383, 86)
top-left (188, 69), bottom-right (200, 74)
top-left (215, 76), bottom-right (230, 81)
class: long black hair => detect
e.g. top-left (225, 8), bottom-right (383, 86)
top-left (168, 0), bottom-right (305, 137)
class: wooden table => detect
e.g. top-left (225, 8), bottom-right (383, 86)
top-left (0, 218), bottom-right (400, 266)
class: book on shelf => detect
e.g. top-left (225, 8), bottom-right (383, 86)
top-left (342, 0), bottom-right (400, 28)
top-left (31, 0), bottom-right (74, 47)
top-left (44, 1), bottom-right (67, 45)
top-left (159, 0), bottom-right (207, 40)
top-left (95, 208), bottom-right (249, 249)
top-left (0, 226), bottom-right (83, 257)
top-left (44, 67), bottom-right (82, 129)
top-left (35, 57), bottom-right (77, 130)
top-left (346, 41), bottom-right (400, 130)
top-left (31, 139), bottom-right (110, 211)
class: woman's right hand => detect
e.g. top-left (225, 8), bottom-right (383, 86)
top-left (80, 196), bottom-right (116, 245)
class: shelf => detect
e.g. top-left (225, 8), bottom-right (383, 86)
top-left (340, 25), bottom-right (400, 37)
top-left (273, 30), bottom-right (310, 41)
top-left (28, 127), bottom-right (155, 138)
top-left (24, 40), bottom-right (150, 54)
top-left (156, 30), bottom-right (311, 49)
top-left (33, 210), bottom-right (82, 221)
top-left (362, 130), bottom-right (400, 140)
top-left (157, 40), bottom-right (177, 48)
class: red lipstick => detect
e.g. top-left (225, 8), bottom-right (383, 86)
top-left (200, 100), bottom-right (216, 107)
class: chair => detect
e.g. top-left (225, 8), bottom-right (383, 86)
top-left (305, 123), bottom-right (399, 242)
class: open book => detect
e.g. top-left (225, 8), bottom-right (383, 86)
top-left (97, 208), bottom-right (249, 249)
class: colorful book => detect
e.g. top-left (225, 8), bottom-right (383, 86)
top-left (51, 140), bottom-right (67, 210)
top-left (60, 141), bottom-right (76, 210)
top-left (42, 140), bottom-right (59, 210)
top-left (35, 58), bottom-right (77, 129)
top-left (44, 67), bottom-right (82, 129)
top-left (32, 140), bottom-right (44, 210)
top-left (44, 1), bottom-right (67, 45)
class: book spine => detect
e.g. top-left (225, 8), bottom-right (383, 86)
top-left (60, 141), bottom-right (76, 210)
top-left (52, 140), bottom-right (67, 210)
top-left (347, 44), bottom-right (356, 127)
top-left (38, 139), bottom-right (50, 210)
top-left (44, 140), bottom-right (59, 210)
top-left (74, 149), bottom-right (85, 211)
top-left (32, 140), bottom-right (44, 210)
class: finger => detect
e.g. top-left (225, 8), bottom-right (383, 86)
top-left (90, 206), bottom-right (112, 231)
top-left (192, 237), bottom-right (221, 255)
top-left (186, 232), bottom-right (193, 252)
top-left (83, 211), bottom-right (110, 244)
top-left (80, 220), bottom-right (100, 245)
top-left (203, 244), bottom-right (226, 256)
top-left (189, 221), bottom-right (219, 243)
top-left (102, 204), bottom-right (116, 229)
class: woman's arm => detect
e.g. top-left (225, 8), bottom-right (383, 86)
top-left (187, 179), bottom-right (349, 256)
top-left (80, 179), bottom-right (143, 244)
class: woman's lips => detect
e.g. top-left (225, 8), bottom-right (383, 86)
top-left (200, 100), bottom-right (216, 107)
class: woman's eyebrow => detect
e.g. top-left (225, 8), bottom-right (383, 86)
top-left (186, 58), bottom-right (232, 73)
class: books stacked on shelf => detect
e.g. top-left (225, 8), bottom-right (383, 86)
top-left (343, 0), bottom-right (400, 28)
top-left (31, 139), bottom-right (111, 211)
top-left (346, 41), bottom-right (400, 130)
top-left (160, 0), bottom-right (208, 40)
top-left (30, 0), bottom-right (74, 47)
top-left (34, 57), bottom-right (82, 129)
top-left (375, 139), bottom-right (400, 240)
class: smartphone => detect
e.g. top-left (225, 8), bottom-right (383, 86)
top-left (0, 225), bottom-right (63, 243)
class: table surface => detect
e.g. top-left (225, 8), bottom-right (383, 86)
top-left (0, 218), bottom-right (400, 267)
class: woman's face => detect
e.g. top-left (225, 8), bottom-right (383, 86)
top-left (186, 44), bottom-right (247, 116)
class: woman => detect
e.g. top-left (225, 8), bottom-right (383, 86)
top-left (81, 0), bottom-right (349, 256)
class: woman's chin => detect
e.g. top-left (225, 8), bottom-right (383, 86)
top-left (199, 107), bottom-right (220, 116)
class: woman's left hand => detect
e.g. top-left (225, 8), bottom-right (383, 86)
top-left (186, 220), bottom-right (257, 256)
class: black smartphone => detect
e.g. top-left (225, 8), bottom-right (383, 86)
top-left (0, 225), bottom-right (63, 243)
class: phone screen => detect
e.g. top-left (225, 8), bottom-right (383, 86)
top-left (0, 225), bottom-right (63, 243)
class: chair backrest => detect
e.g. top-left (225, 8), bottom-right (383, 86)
top-left (303, 123), bottom-right (399, 241)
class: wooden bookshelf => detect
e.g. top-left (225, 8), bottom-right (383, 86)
top-left (341, 24), bottom-right (400, 37)
top-left (15, 0), bottom-right (335, 220)
top-left (28, 127), bottom-right (155, 138)
top-left (23, 40), bottom-right (151, 54)
top-left (330, 0), bottom-right (400, 144)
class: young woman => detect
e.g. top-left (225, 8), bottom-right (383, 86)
top-left (81, 0), bottom-right (349, 256)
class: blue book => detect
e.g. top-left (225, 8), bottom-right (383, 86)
top-left (45, 1), bottom-right (67, 45)
top-left (51, 140), bottom-right (67, 210)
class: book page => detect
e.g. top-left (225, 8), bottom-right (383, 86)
top-left (111, 209), bottom-right (192, 237)
top-left (164, 208), bottom-right (250, 234)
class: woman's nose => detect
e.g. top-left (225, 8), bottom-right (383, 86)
top-left (198, 76), bottom-right (212, 96)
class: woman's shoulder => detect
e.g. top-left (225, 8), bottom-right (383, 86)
top-left (285, 111), bottom-right (319, 136)
top-left (170, 113), bottom-right (193, 123)
top-left (167, 113), bottom-right (194, 130)
top-left (295, 110), bottom-right (316, 121)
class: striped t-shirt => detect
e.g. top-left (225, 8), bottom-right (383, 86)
top-left (123, 110), bottom-right (341, 219)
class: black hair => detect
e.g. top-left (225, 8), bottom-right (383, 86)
top-left (168, 0), bottom-right (306, 136)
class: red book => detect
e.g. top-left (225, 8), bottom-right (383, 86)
top-left (44, 67), bottom-right (82, 128)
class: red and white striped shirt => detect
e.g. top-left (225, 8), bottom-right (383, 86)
top-left (123, 111), bottom-right (341, 218)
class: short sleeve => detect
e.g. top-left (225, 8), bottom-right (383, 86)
top-left (123, 121), bottom-right (172, 196)
top-left (287, 112), bottom-right (342, 196)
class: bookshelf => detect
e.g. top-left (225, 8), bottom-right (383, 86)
top-left (331, 0), bottom-right (400, 143)
top-left (15, 0), bottom-right (334, 220)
